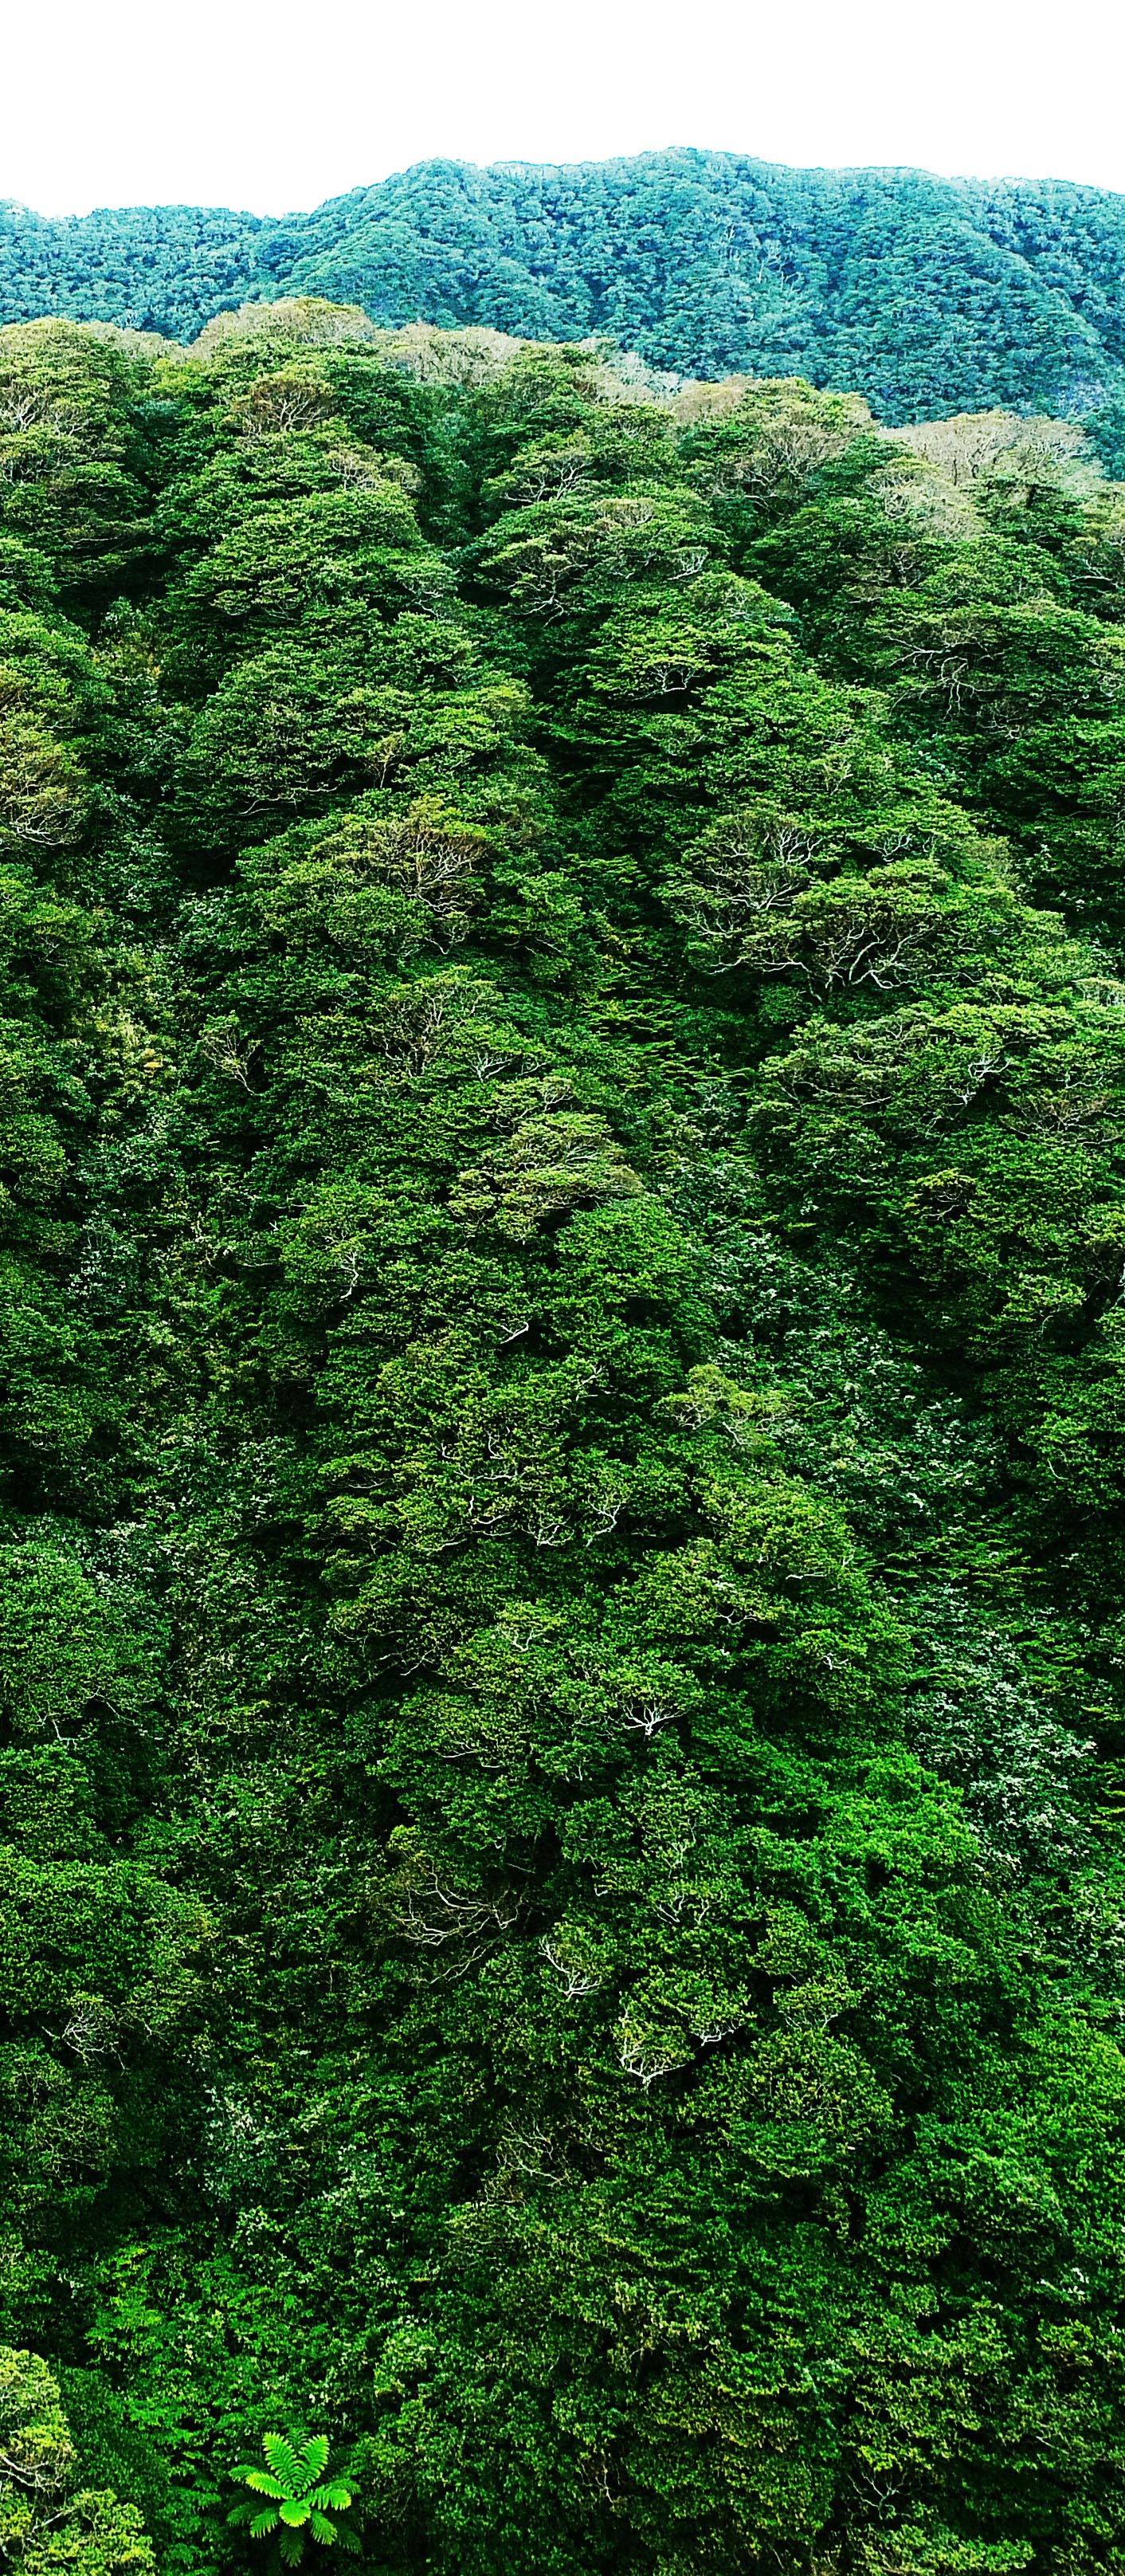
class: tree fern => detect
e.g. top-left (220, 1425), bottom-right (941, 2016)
top-left (228, 2433), bottom-right (360, 2567)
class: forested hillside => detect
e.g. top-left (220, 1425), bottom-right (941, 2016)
top-left (5, 302), bottom-right (1125, 2575)
top-left (11, 148), bottom-right (1125, 438)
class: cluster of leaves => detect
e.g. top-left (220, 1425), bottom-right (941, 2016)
top-left (228, 2434), bottom-right (358, 2568)
top-left (0, 2344), bottom-right (154, 2570)
top-left (4, 308), bottom-right (1125, 2576)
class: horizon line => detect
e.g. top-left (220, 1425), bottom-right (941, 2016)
top-left (4, 143), bottom-right (1123, 226)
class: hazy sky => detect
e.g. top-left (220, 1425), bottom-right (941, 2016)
top-left (6, 0), bottom-right (1124, 216)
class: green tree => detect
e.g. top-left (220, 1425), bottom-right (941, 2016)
top-left (0, 2346), bottom-right (155, 2571)
top-left (227, 2436), bottom-right (359, 2568)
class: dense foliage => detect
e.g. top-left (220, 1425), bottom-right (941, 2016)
top-left (12, 150), bottom-right (1125, 437)
top-left (4, 303), bottom-right (1125, 2574)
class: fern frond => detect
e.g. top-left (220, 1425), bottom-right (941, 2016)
top-left (298, 2436), bottom-right (330, 2484)
top-left (263, 2432), bottom-right (304, 2490)
top-left (308, 2511), bottom-right (337, 2543)
top-left (279, 2531), bottom-right (306, 2570)
top-left (244, 2472), bottom-right (286, 2498)
top-left (333, 2526), bottom-right (363, 2557)
top-left (279, 2499), bottom-right (313, 2527)
top-left (249, 2507), bottom-right (281, 2539)
top-left (312, 2481), bottom-right (352, 2511)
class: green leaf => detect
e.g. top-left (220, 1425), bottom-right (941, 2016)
top-left (298, 2435), bottom-right (331, 2485)
top-left (249, 2508), bottom-right (282, 2539)
top-left (280, 2499), bottom-right (313, 2527)
top-left (312, 2482), bottom-right (353, 2511)
top-left (279, 2531), bottom-right (306, 2570)
top-left (244, 2472), bottom-right (286, 2498)
top-left (263, 2432), bottom-right (304, 2493)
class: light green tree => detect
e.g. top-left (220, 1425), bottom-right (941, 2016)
top-left (0, 2347), bottom-right (155, 2572)
top-left (227, 2434), bottom-right (360, 2568)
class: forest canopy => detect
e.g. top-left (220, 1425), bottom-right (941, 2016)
top-left (9, 148), bottom-right (1125, 446)
top-left (2, 301), bottom-right (1125, 2574)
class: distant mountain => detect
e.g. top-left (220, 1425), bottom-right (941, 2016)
top-left (8, 147), bottom-right (1125, 428)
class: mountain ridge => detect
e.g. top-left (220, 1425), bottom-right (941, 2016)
top-left (8, 145), bottom-right (1125, 432)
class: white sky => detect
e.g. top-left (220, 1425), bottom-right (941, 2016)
top-left (3, 0), bottom-right (1123, 218)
